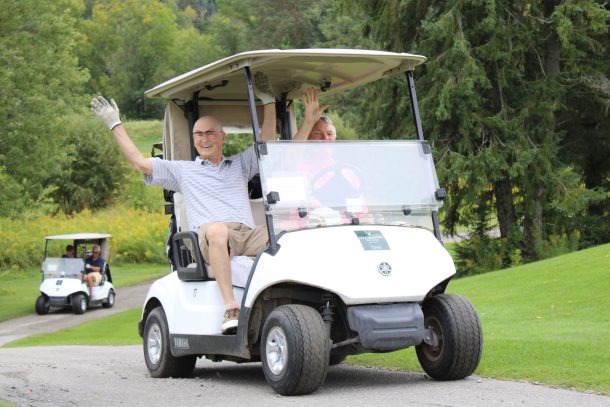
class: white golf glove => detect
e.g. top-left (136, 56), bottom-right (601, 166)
top-left (90, 96), bottom-right (122, 130)
top-left (254, 72), bottom-right (275, 105)
top-left (85, 264), bottom-right (91, 270)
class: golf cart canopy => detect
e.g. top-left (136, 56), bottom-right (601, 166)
top-left (43, 233), bottom-right (111, 261)
top-left (45, 233), bottom-right (111, 241)
top-left (145, 49), bottom-right (427, 102)
top-left (147, 47), bottom-right (445, 243)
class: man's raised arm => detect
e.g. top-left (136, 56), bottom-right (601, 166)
top-left (90, 96), bottom-right (152, 176)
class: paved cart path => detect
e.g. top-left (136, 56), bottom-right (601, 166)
top-left (1, 281), bottom-right (609, 406)
top-left (1, 345), bottom-right (609, 407)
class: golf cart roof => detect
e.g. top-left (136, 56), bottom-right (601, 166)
top-left (145, 48), bottom-right (427, 101)
top-left (45, 233), bottom-right (111, 241)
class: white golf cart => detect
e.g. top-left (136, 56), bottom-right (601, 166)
top-left (138, 49), bottom-right (483, 395)
top-left (36, 233), bottom-right (115, 315)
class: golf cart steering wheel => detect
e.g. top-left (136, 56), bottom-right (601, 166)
top-left (310, 163), bottom-right (363, 206)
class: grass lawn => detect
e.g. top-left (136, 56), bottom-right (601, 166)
top-left (0, 263), bottom-right (169, 322)
top-left (5, 244), bottom-right (610, 395)
top-left (351, 243), bottom-right (610, 394)
top-left (123, 120), bottom-right (163, 156)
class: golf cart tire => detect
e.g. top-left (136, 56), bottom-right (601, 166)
top-left (416, 294), bottom-right (483, 380)
top-left (261, 304), bottom-right (330, 396)
top-left (72, 293), bottom-right (87, 314)
top-left (102, 289), bottom-right (115, 308)
top-left (143, 307), bottom-right (196, 378)
top-left (329, 353), bottom-right (347, 366)
top-left (35, 295), bottom-right (50, 315)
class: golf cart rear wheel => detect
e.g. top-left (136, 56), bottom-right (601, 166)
top-left (261, 304), bottom-right (329, 396)
top-left (35, 295), bottom-right (50, 315)
top-left (143, 307), bottom-right (196, 378)
top-left (416, 294), bottom-right (483, 380)
top-left (102, 289), bottom-right (115, 308)
top-left (72, 293), bottom-right (87, 314)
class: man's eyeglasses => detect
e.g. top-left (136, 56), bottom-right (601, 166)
top-left (194, 130), bottom-right (221, 140)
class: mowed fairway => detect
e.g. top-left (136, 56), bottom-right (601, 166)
top-left (350, 244), bottom-right (610, 394)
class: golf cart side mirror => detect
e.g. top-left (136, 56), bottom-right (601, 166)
top-left (435, 188), bottom-right (447, 201)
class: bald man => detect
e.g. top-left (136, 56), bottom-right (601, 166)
top-left (91, 84), bottom-right (276, 334)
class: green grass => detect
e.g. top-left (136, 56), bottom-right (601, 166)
top-left (350, 243), bottom-right (610, 394)
top-left (123, 120), bottom-right (163, 156)
top-left (5, 308), bottom-right (142, 347)
top-left (0, 263), bottom-right (169, 322)
top-left (4, 244), bottom-right (610, 395)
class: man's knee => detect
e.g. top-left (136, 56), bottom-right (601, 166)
top-left (206, 223), bottom-right (229, 246)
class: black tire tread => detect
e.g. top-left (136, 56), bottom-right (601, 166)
top-left (417, 293), bottom-right (483, 380)
top-left (262, 304), bottom-right (329, 395)
top-left (35, 295), bottom-right (49, 315)
top-left (144, 307), bottom-right (196, 378)
top-left (72, 293), bottom-right (86, 314)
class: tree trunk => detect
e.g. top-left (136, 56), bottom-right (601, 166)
top-left (493, 175), bottom-right (517, 238)
top-left (523, 182), bottom-right (545, 259)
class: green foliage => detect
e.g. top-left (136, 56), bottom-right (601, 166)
top-left (79, 0), bottom-right (222, 118)
top-left (0, 0), bottom-right (90, 217)
top-left (0, 206), bottom-right (169, 273)
top-left (339, 0), bottom-right (610, 267)
top-left (52, 114), bottom-right (130, 213)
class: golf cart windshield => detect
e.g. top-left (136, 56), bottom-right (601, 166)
top-left (42, 258), bottom-right (84, 279)
top-left (259, 140), bottom-right (442, 232)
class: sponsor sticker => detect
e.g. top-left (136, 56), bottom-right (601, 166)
top-left (354, 230), bottom-right (390, 250)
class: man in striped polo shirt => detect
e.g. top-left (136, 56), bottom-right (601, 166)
top-left (91, 77), bottom-right (277, 334)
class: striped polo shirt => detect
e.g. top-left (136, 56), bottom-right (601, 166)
top-left (144, 145), bottom-right (258, 231)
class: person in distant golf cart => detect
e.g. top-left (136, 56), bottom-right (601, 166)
top-left (62, 245), bottom-right (75, 258)
top-left (84, 244), bottom-right (104, 296)
top-left (90, 73), bottom-right (277, 334)
top-left (293, 88), bottom-right (336, 141)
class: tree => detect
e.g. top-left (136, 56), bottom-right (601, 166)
top-left (79, 0), bottom-right (221, 118)
top-left (0, 0), bottom-right (89, 216)
top-left (340, 0), bottom-right (609, 266)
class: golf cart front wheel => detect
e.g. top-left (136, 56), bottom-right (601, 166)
top-left (261, 304), bottom-right (329, 396)
top-left (35, 295), bottom-right (50, 315)
top-left (102, 289), bottom-right (115, 308)
top-left (416, 294), bottom-right (483, 380)
top-left (143, 307), bottom-right (196, 378)
top-left (72, 293), bottom-right (87, 314)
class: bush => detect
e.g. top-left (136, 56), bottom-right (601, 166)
top-left (0, 206), bottom-right (169, 273)
top-left (52, 114), bottom-right (129, 214)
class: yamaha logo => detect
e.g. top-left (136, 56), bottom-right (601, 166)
top-left (378, 262), bottom-right (392, 276)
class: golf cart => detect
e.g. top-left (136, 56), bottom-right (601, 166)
top-left (138, 49), bottom-right (483, 395)
top-left (36, 233), bottom-right (115, 315)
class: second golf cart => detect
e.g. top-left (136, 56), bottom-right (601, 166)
top-left (36, 233), bottom-right (115, 315)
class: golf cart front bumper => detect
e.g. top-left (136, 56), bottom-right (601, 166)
top-left (347, 303), bottom-right (424, 351)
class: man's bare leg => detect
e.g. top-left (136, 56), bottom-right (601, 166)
top-left (206, 223), bottom-right (238, 310)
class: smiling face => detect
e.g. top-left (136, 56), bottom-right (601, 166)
top-left (193, 116), bottom-right (226, 164)
top-left (308, 118), bottom-right (337, 141)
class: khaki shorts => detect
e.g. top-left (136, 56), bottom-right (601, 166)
top-left (197, 222), bottom-right (268, 263)
top-left (88, 271), bottom-right (102, 285)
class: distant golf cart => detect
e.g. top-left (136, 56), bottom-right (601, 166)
top-left (139, 49), bottom-right (483, 395)
top-left (36, 233), bottom-right (115, 315)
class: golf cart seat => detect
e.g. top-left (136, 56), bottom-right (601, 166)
top-left (98, 262), bottom-right (107, 286)
top-left (171, 191), bottom-right (254, 286)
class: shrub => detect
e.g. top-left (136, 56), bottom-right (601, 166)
top-left (0, 206), bottom-right (169, 273)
